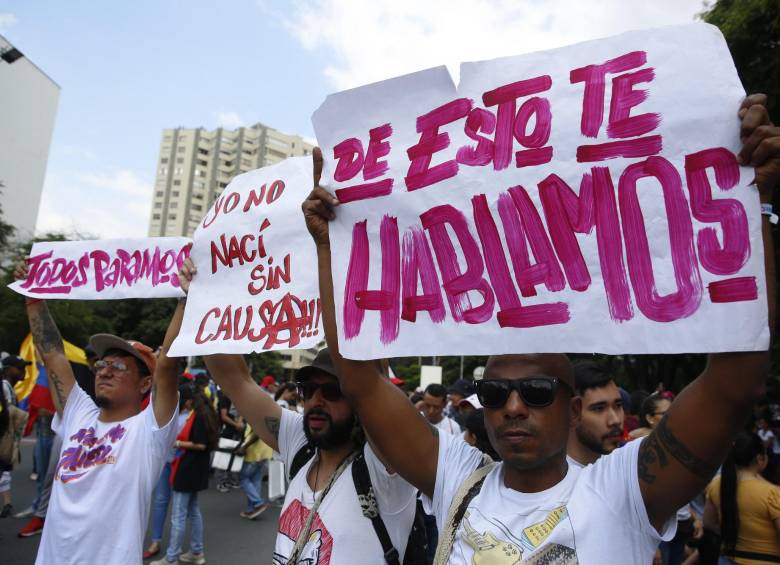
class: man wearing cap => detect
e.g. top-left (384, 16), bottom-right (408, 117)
top-left (179, 246), bottom-right (417, 564)
top-left (2, 355), bottom-right (31, 406)
top-left (444, 378), bottom-right (475, 424)
top-left (16, 263), bottom-right (183, 565)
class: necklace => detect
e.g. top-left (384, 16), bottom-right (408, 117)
top-left (314, 453), bottom-right (321, 492)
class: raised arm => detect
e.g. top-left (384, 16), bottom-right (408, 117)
top-left (177, 257), bottom-right (282, 452)
top-left (302, 148), bottom-right (439, 497)
top-left (15, 262), bottom-right (75, 416)
top-left (638, 94), bottom-right (780, 530)
top-left (153, 297), bottom-right (186, 427)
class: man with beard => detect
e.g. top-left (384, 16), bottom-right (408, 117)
top-left (566, 361), bottom-right (624, 467)
top-left (176, 263), bottom-right (417, 564)
top-left (14, 263), bottom-right (182, 565)
top-left (301, 94), bottom-right (780, 563)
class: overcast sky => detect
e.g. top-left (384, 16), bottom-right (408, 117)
top-left (1, 0), bottom-right (708, 239)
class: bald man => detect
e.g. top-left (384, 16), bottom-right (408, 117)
top-left (302, 94), bottom-right (780, 563)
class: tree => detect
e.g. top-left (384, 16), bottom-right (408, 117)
top-left (701, 0), bottom-right (780, 119)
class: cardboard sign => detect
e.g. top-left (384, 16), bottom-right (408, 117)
top-left (10, 238), bottom-right (191, 299)
top-left (312, 23), bottom-right (769, 359)
top-left (169, 157), bottom-right (322, 356)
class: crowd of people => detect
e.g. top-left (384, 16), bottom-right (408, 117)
top-left (0, 94), bottom-right (778, 564)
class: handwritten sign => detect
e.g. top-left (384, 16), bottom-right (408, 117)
top-left (11, 238), bottom-right (191, 299)
top-left (169, 157), bottom-right (321, 356)
top-left (312, 23), bottom-right (769, 360)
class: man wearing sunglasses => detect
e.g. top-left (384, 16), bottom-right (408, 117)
top-left (302, 94), bottom-right (779, 563)
top-left (176, 263), bottom-right (418, 565)
top-left (13, 263), bottom-right (183, 565)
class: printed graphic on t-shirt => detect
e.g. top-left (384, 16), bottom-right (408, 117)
top-left (274, 499), bottom-right (334, 565)
top-left (56, 424), bottom-right (127, 483)
top-left (455, 505), bottom-right (578, 564)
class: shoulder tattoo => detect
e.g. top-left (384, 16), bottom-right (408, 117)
top-left (638, 417), bottom-right (715, 484)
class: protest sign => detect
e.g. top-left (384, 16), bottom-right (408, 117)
top-left (10, 238), bottom-right (191, 299)
top-left (169, 157), bottom-right (321, 356)
top-left (312, 23), bottom-right (769, 359)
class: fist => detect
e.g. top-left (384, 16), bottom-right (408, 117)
top-left (737, 93), bottom-right (780, 198)
top-left (302, 147), bottom-right (339, 247)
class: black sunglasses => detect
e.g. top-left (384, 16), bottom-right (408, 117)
top-left (475, 377), bottom-right (571, 409)
top-left (296, 381), bottom-right (343, 402)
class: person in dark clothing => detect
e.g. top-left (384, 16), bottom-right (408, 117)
top-left (153, 388), bottom-right (219, 565)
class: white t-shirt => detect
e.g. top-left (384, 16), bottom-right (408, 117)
top-left (758, 428), bottom-right (780, 454)
top-left (36, 385), bottom-right (178, 565)
top-left (425, 432), bottom-right (675, 564)
top-left (273, 409), bottom-right (417, 565)
top-left (434, 415), bottom-right (460, 435)
top-left (565, 454), bottom-right (586, 469)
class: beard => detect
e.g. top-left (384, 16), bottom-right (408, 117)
top-left (575, 425), bottom-right (620, 456)
top-left (303, 407), bottom-right (356, 450)
top-left (95, 394), bottom-right (113, 409)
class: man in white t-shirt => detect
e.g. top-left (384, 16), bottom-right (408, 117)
top-left (422, 384), bottom-right (460, 435)
top-left (16, 264), bottom-right (183, 565)
top-left (301, 92), bottom-right (779, 563)
top-left (566, 360), bottom-right (624, 468)
top-left (176, 263), bottom-right (418, 564)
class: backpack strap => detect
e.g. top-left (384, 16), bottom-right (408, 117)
top-left (288, 442), bottom-right (316, 482)
top-left (433, 457), bottom-right (497, 565)
top-left (352, 452), bottom-right (401, 565)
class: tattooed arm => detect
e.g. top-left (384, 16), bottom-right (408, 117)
top-left (302, 149), bottom-right (440, 498)
top-left (639, 94), bottom-right (779, 530)
top-left (177, 256), bottom-right (282, 452)
top-left (16, 262), bottom-right (75, 416)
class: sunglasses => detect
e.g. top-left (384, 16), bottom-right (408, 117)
top-left (475, 377), bottom-right (570, 409)
top-left (296, 381), bottom-right (343, 402)
top-left (94, 360), bottom-right (129, 372)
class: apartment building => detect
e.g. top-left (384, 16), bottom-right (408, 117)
top-left (148, 123), bottom-right (314, 237)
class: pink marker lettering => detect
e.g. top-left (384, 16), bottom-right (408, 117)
top-left (619, 156), bottom-right (702, 322)
top-left (684, 147), bottom-right (749, 275)
top-left (406, 99), bottom-right (472, 191)
top-left (607, 67), bottom-right (661, 139)
top-left (420, 204), bottom-right (494, 323)
top-left (401, 226), bottom-right (446, 323)
top-left (456, 108), bottom-right (496, 167)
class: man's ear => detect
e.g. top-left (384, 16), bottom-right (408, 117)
top-left (140, 375), bottom-right (153, 396)
top-left (570, 396), bottom-right (582, 429)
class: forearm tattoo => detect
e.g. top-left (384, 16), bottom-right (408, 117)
top-left (265, 416), bottom-right (281, 439)
top-left (48, 371), bottom-right (66, 409)
top-left (638, 417), bottom-right (716, 484)
top-left (29, 304), bottom-right (64, 354)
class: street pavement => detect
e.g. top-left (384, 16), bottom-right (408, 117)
top-left (1, 440), bottom-right (281, 564)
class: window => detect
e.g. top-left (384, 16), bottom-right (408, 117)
top-left (178, 135), bottom-right (186, 141)
top-left (178, 147), bottom-right (185, 153)
top-left (172, 191), bottom-right (179, 197)
top-left (194, 181), bottom-right (205, 189)
top-left (198, 148), bottom-right (209, 156)
top-left (170, 202), bottom-right (178, 209)
top-left (159, 167), bottom-right (167, 175)
top-left (176, 157), bottom-right (184, 164)
top-left (241, 158), bottom-right (252, 167)
top-left (154, 202), bottom-right (162, 209)
top-left (218, 181), bottom-right (228, 188)
top-left (164, 135), bottom-right (172, 141)
top-left (160, 158), bottom-right (169, 164)
top-left (193, 204), bottom-right (203, 212)
top-left (175, 168), bottom-right (183, 175)
top-left (153, 214), bottom-right (161, 220)
top-left (196, 169), bottom-right (206, 178)
top-left (193, 192), bottom-right (203, 199)
top-left (168, 215), bottom-right (177, 222)
top-left (156, 191), bottom-right (163, 197)
top-left (197, 159), bottom-right (208, 167)
top-left (223, 160), bottom-right (233, 167)
top-left (173, 180), bottom-right (181, 186)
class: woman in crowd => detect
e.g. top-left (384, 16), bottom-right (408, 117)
top-left (463, 409), bottom-right (500, 461)
top-left (0, 389), bottom-right (27, 517)
top-left (144, 383), bottom-right (195, 559)
top-left (704, 432), bottom-right (780, 564)
top-left (274, 382), bottom-right (298, 411)
top-left (152, 385), bottom-right (219, 565)
top-left (629, 392), bottom-right (670, 440)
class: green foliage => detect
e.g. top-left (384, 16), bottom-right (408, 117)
top-left (247, 351), bottom-right (285, 382)
top-left (701, 0), bottom-right (780, 119)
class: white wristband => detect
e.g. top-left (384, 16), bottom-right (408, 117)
top-left (761, 203), bottom-right (778, 224)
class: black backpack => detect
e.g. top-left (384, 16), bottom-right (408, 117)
top-left (289, 443), bottom-right (428, 565)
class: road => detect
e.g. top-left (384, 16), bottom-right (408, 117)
top-left (0, 440), bottom-right (281, 564)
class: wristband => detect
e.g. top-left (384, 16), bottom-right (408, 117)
top-left (761, 203), bottom-right (778, 224)
top-left (178, 296), bottom-right (188, 304)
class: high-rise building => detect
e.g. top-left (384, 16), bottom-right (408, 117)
top-left (0, 34), bottom-right (60, 239)
top-left (148, 123), bottom-right (314, 237)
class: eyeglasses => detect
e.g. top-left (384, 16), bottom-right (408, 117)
top-left (94, 360), bottom-right (129, 372)
top-left (296, 381), bottom-right (342, 402)
top-left (475, 377), bottom-right (570, 409)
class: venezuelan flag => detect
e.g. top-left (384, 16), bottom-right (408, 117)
top-left (15, 334), bottom-right (89, 435)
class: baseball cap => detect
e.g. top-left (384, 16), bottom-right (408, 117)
top-left (88, 334), bottom-right (156, 376)
top-left (1, 356), bottom-right (32, 371)
top-left (448, 378), bottom-right (475, 397)
top-left (458, 393), bottom-right (483, 410)
top-left (296, 348), bottom-right (338, 382)
top-left (261, 375), bottom-right (278, 388)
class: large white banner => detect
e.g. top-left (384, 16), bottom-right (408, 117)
top-left (312, 23), bottom-right (769, 360)
top-left (169, 157), bottom-right (322, 356)
top-left (10, 238), bottom-right (191, 299)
